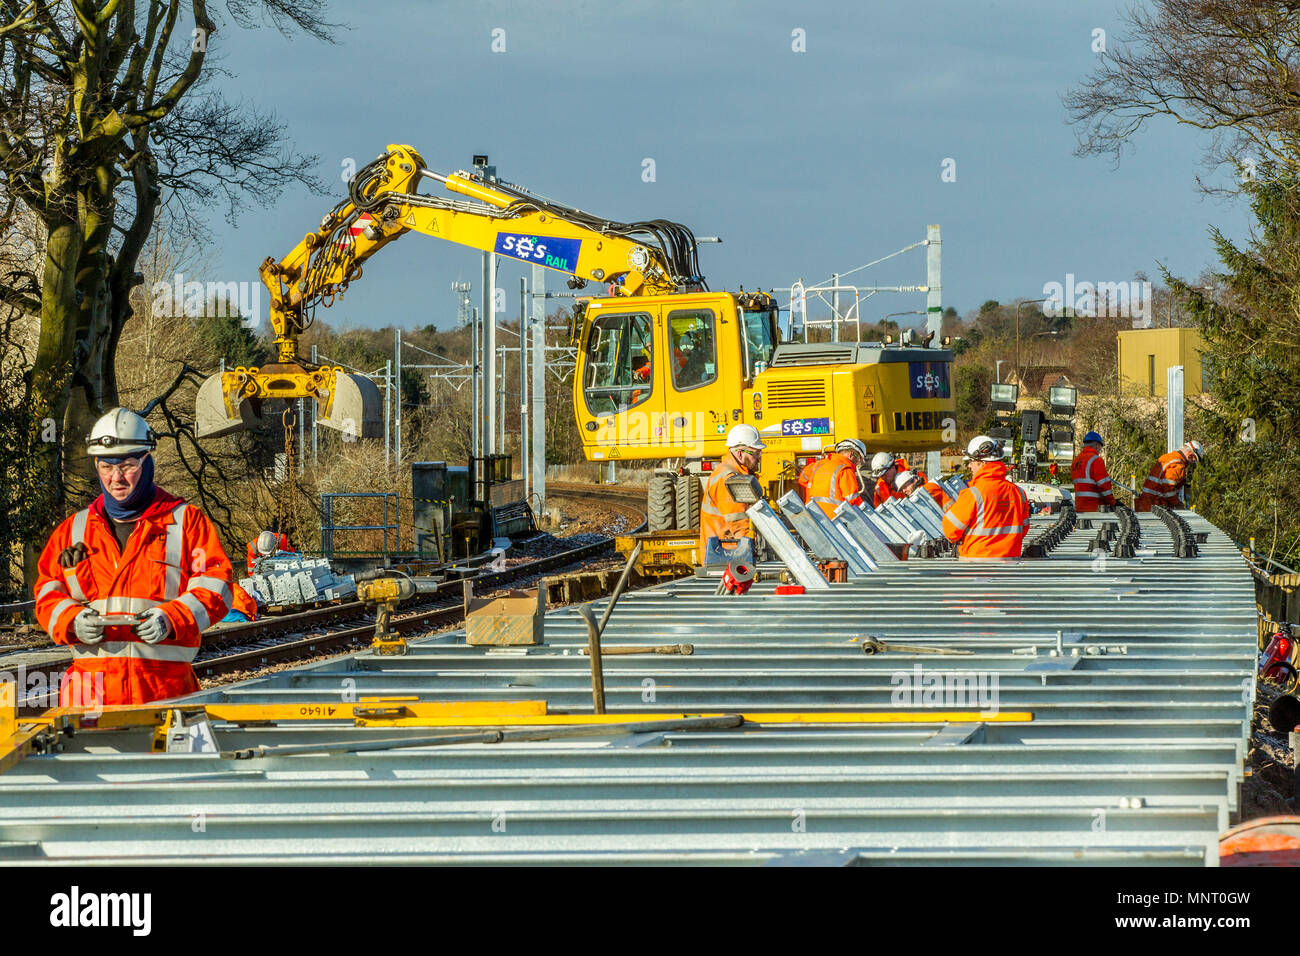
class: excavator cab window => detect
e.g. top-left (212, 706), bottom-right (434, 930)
top-left (668, 309), bottom-right (717, 392)
top-left (583, 312), bottom-right (654, 416)
top-left (741, 307), bottom-right (778, 379)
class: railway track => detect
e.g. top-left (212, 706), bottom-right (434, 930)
top-left (6, 483), bottom-right (648, 699)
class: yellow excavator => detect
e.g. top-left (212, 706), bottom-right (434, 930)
top-left (196, 144), bottom-right (956, 532)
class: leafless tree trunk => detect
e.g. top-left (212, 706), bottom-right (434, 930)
top-left (0, 0), bottom-right (335, 589)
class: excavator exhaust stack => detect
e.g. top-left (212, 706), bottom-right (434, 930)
top-left (195, 365), bottom-right (384, 441)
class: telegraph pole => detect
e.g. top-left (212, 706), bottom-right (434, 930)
top-left (926, 224), bottom-right (942, 479)
top-left (519, 277), bottom-right (529, 493)
top-left (311, 344), bottom-right (318, 469)
top-left (471, 307), bottom-right (481, 460)
top-left (475, 155), bottom-right (498, 456)
top-left (394, 327), bottom-right (402, 466)
top-left (531, 266), bottom-right (547, 517)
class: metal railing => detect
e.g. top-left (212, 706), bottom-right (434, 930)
top-left (319, 492), bottom-right (400, 559)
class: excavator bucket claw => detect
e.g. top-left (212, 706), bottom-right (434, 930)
top-left (195, 371), bottom-right (263, 439)
top-left (318, 370), bottom-right (383, 439)
top-left (194, 366), bottom-right (383, 440)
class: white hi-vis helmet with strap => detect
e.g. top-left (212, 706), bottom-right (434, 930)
top-left (894, 469), bottom-right (921, 492)
top-left (256, 531), bottom-right (279, 556)
top-left (834, 438), bottom-right (868, 462)
top-left (965, 435), bottom-right (1004, 461)
top-left (869, 451), bottom-right (895, 476)
top-left (1183, 439), bottom-right (1205, 462)
top-left (86, 407), bottom-right (157, 457)
top-left (726, 423), bottom-right (767, 451)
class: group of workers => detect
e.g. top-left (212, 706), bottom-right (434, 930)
top-left (1065, 430), bottom-right (1205, 513)
top-left (700, 422), bottom-right (1207, 566)
top-left (32, 405), bottom-right (1208, 713)
top-left (699, 424), bottom-right (1033, 563)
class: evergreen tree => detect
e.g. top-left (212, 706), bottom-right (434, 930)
top-left (1166, 169), bottom-right (1300, 564)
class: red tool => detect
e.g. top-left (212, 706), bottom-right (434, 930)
top-left (720, 561), bottom-right (754, 596)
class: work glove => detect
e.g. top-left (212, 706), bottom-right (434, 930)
top-left (58, 543), bottom-right (89, 568)
top-left (72, 608), bottom-right (106, 645)
top-left (134, 607), bottom-right (172, 644)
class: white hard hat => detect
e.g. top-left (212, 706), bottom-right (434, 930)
top-left (893, 469), bottom-right (921, 492)
top-left (726, 423), bottom-right (766, 450)
top-left (256, 531), bottom-right (278, 556)
top-left (86, 407), bottom-right (157, 457)
top-left (965, 435), bottom-right (1003, 461)
top-left (834, 438), bottom-right (867, 461)
top-left (1183, 440), bottom-right (1205, 461)
top-left (869, 451), bottom-right (895, 475)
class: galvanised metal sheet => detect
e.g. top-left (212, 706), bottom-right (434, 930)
top-left (0, 511), bottom-right (1258, 865)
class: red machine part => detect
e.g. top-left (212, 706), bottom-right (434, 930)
top-left (1259, 630), bottom-right (1298, 690)
top-left (721, 561), bottom-right (754, 596)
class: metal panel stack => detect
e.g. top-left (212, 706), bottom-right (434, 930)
top-left (247, 555), bottom-right (356, 606)
top-left (0, 509), bottom-right (1257, 865)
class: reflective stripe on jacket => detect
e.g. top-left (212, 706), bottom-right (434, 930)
top-left (803, 452), bottom-right (864, 517)
top-left (34, 487), bottom-right (235, 707)
top-left (699, 456), bottom-right (755, 561)
top-left (1135, 450), bottom-right (1189, 512)
top-left (941, 461), bottom-right (1031, 557)
top-left (1070, 446), bottom-right (1115, 512)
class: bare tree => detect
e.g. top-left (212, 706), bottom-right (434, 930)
top-left (1064, 1), bottom-right (1300, 185)
top-left (0, 0), bottom-right (336, 587)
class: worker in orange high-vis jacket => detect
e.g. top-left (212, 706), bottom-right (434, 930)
top-left (33, 408), bottom-right (235, 708)
top-left (699, 424), bottom-right (765, 567)
top-left (246, 529), bottom-right (291, 575)
top-left (869, 452), bottom-right (909, 507)
top-left (800, 438), bottom-right (867, 517)
top-left (895, 469), bottom-right (952, 511)
top-left (942, 435), bottom-right (1031, 558)
top-left (1135, 441), bottom-right (1204, 511)
top-left (1070, 431), bottom-right (1116, 513)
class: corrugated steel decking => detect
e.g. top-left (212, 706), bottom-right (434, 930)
top-left (0, 511), bottom-right (1257, 865)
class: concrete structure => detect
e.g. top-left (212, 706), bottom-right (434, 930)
top-left (1118, 327), bottom-right (1205, 398)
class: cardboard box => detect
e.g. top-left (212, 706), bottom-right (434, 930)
top-left (465, 588), bottom-right (544, 646)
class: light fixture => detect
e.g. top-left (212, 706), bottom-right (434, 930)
top-left (990, 382), bottom-right (1019, 412)
top-left (1048, 385), bottom-right (1077, 414)
top-left (1046, 441), bottom-right (1075, 462)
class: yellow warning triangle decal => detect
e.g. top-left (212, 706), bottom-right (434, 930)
top-left (404, 213), bottom-right (418, 227)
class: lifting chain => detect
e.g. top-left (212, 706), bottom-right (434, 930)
top-left (273, 406), bottom-right (300, 542)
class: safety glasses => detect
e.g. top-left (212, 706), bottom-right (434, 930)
top-left (96, 458), bottom-right (143, 479)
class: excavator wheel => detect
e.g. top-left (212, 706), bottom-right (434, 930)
top-left (675, 473), bottom-right (701, 532)
top-left (647, 474), bottom-right (677, 532)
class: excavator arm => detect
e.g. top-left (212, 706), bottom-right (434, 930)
top-left (196, 144), bottom-right (703, 438)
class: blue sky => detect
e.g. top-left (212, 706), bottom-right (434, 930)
top-left (199, 0), bottom-right (1253, 332)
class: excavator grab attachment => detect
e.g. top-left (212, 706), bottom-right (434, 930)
top-left (195, 364), bottom-right (383, 440)
top-left (316, 367), bottom-right (383, 437)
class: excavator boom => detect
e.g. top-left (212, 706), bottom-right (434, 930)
top-left (196, 144), bottom-right (701, 439)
